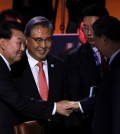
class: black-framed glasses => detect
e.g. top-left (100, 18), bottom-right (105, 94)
top-left (29, 36), bottom-right (52, 44)
top-left (82, 26), bottom-right (93, 33)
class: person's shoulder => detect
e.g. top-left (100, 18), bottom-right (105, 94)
top-left (11, 53), bottom-right (27, 67)
top-left (47, 54), bottom-right (64, 64)
top-left (67, 43), bottom-right (91, 59)
top-left (47, 54), bottom-right (65, 70)
top-left (11, 53), bottom-right (27, 76)
top-left (69, 44), bottom-right (85, 55)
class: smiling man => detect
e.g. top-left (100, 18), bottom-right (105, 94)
top-left (11, 16), bottom-right (67, 134)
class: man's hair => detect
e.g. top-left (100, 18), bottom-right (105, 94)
top-left (0, 9), bottom-right (22, 22)
top-left (92, 16), bottom-right (120, 42)
top-left (81, 4), bottom-right (109, 19)
top-left (0, 21), bottom-right (23, 39)
top-left (24, 16), bottom-right (54, 37)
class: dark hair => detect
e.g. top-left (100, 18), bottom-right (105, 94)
top-left (0, 21), bottom-right (23, 39)
top-left (0, 9), bottom-right (22, 22)
top-left (92, 16), bottom-right (120, 42)
top-left (24, 16), bottom-right (54, 37)
top-left (81, 4), bottom-right (109, 19)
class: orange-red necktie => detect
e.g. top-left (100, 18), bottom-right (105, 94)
top-left (37, 62), bottom-right (48, 101)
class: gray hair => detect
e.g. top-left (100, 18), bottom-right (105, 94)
top-left (24, 16), bottom-right (54, 36)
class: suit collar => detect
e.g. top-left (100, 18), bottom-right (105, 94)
top-left (109, 49), bottom-right (120, 65)
top-left (26, 50), bottom-right (48, 68)
top-left (0, 54), bottom-right (11, 71)
top-left (109, 51), bottom-right (120, 69)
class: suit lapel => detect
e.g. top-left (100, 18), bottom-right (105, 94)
top-left (0, 56), bottom-right (11, 73)
top-left (11, 54), bottom-right (41, 99)
top-left (23, 55), bottom-right (41, 99)
top-left (81, 43), bottom-right (101, 84)
top-left (47, 56), bottom-right (56, 98)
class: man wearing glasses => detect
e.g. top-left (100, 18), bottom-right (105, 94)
top-left (11, 16), bottom-right (67, 134)
top-left (65, 4), bottom-right (109, 134)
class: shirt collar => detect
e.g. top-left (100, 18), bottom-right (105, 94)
top-left (92, 46), bottom-right (98, 53)
top-left (26, 49), bottom-right (47, 68)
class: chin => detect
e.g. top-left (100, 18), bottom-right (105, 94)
top-left (89, 41), bottom-right (95, 46)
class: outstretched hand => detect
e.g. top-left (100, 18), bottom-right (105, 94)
top-left (65, 101), bottom-right (80, 111)
top-left (56, 100), bottom-right (73, 116)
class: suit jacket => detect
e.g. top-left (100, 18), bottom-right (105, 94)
top-left (11, 53), bottom-right (66, 125)
top-left (92, 51), bottom-right (120, 134)
top-left (0, 56), bottom-right (54, 134)
top-left (65, 43), bottom-right (101, 130)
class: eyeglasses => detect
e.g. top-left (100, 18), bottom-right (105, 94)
top-left (29, 36), bottom-right (52, 44)
top-left (82, 26), bottom-right (93, 33)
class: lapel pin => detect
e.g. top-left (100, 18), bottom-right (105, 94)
top-left (51, 64), bottom-right (54, 67)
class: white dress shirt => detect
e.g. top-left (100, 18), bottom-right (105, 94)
top-left (26, 50), bottom-right (56, 115)
top-left (26, 50), bottom-right (49, 93)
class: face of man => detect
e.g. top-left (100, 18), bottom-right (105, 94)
top-left (94, 35), bottom-right (108, 57)
top-left (1, 29), bottom-right (25, 64)
top-left (26, 25), bottom-right (52, 61)
top-left (82, 16), bottom-right (99, 46)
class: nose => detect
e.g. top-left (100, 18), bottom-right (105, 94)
top-left (88, 28), bottom-right (93, 35)
top-left (40, 40), bottom-right (46, 48)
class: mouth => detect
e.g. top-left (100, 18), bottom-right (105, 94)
top-left (18, 52), bottom-right (23, 56)
top-left (88, 38), bottom-right (94, 42)
top-left (38, 50), bottom-right (47, 55)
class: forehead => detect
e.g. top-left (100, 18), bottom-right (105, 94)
top-left (83, 16), bottom-right (99, 26)
top-left (11, 29), bottom-right (25, 39)
top-left (31, 25), bottom-right (51, 34)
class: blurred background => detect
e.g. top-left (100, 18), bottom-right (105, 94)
top-left (0, 0), bottom-right (120, 34)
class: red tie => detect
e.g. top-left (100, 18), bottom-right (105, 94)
top-left (37, 62), bottom-right (48, 101)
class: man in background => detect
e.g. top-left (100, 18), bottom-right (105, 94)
top-left (0, 9), bottom-right (22, 23)
top-left (66, 0), bottom-right (106, 33)
top-left (65, 4), bottom-right (109, 134)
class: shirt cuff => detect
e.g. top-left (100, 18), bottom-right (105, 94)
top-left (78, 101), bottom-right (84, 113)
top-left (52, 102), bottom-right (56, 115)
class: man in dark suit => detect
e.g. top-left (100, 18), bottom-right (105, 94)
top-left (0, 21), bottom-right (72, 134)
top-left (11, 16), bottom-right (67, 134)
top-left (64, 5), bottom-right (109, 134)
top-left (92, 16), bottom-right (120, 134)
top-left (0, 9), bottom-right (22, 23)
top-left (66, 0), bottom-right (106, 33)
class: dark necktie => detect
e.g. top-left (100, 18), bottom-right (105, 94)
top-left (37, 62), bottom-right (48, 101)
top-left (93, 50), bottom-right (109, 77)
top-left (100, 53), bottom-right (109, 77)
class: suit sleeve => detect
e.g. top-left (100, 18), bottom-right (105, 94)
top-left (0, 63), bottom-right (54, 120)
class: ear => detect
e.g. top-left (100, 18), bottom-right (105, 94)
top-left (102, 35), bottom-right (109, 44)
top-left (0, 38), bottom-right (7, 50)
